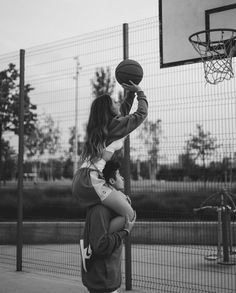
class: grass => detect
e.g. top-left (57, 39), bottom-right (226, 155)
top-left (0, 179), bottom-right (235, 221)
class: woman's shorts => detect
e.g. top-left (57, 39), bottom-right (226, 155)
top-left (72, 168), bottom-right (113, 208)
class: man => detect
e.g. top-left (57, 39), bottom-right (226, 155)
top-left (80, 160), bottom-right (136, 293)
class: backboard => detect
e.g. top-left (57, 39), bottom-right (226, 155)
top-left (159, 0), bottom-right (236, 68)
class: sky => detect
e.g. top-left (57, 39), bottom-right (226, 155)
top-left (0, 0), bottom-right (157, 55)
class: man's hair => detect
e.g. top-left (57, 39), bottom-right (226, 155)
top-left (103, 160), bottom-right (121, 184)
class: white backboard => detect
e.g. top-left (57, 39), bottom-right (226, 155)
top-left (159, 0), bottom-right (236, 67)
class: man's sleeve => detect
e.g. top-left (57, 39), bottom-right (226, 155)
top-left (89, 205), bottom-right (128, 257)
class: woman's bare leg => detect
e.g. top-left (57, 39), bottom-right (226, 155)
top-left (102, 189), bottom-right (135, 232)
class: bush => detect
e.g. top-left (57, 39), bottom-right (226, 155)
top-left (0, 185), bottom-right (85, 221)
top-left (1, 182), bottom-right (232, 221)
top-left (131, 190), bottom-right (208, 220)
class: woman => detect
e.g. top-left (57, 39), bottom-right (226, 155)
top-left (72, 80), bottom-right (148, 232)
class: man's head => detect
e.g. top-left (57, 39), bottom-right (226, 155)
top-left (103, 160), bottom-right (124, 191)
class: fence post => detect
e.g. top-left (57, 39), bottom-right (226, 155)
top-left (122, 23), bottom-right (132, 291)
top-left (16, 49), bottom-right (25, 271)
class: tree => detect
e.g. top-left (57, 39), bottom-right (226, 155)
top-left (91, 67), bottom-right (115, 98)
top-left (68, 126), bottom-right (84, 174)
top-left (24, 113), bottom-right (61, 180)
top-left (117, 90), bottom-right (124, 103)
top-left (186, 124), bottom-right (220, 182)
top-left (25, 113), bottom-right (61, 157)
top-left (179, 141), bottom-right (197, 179)
top-left (63, 157), bottom-right (74, 179)
top-left (0, 63), bottom-right (37, 184)
top-left (139, 119), bottom-right (162, 179)
top-left (0, 138), bottom-right (17, 184)
top-left (68, 126), bottom-right (84, 157)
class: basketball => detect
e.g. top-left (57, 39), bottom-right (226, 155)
top-left (115, 59), bottom-right (143, 85)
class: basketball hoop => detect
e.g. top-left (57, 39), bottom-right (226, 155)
top-left (189, 29), bottom-right (236, 85)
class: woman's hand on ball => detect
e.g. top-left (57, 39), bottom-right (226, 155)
top-left (121, 80), bottom-right (142, 92)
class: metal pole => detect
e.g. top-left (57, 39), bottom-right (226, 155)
top-left (220, 208), bottom-right (230, 263)
top-left (217, 208), bottom-right (222, 259)
top-left (123, 22), bottom-right (132, 291)
top-left (227, 211), bottom-right (233, 254)
top-left (17, 49), bottom-right (25, 271)
top-left (217, 191), bottom-right (235, 265)
top-left (73, 56), bottom-right (80, 175)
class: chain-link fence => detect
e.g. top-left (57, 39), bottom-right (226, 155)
top-left (0, 16), bottom-right (236, 292)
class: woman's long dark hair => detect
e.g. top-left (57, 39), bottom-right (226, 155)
top-left (81, 94), bottom-right (116, 162)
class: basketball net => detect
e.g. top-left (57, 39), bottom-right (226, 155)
top-left (189, 29), bottom-right (236, 85)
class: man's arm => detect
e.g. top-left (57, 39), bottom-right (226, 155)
top-left (89, 205), bottom-right (128, 257)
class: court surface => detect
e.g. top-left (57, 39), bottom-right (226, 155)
top-left (1, 244), bottom-right (235, 293)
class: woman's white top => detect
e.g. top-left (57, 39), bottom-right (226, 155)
top-left (80, 137), bottom-right (125, 172)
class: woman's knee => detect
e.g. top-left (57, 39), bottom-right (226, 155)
top-left (102, 190), bottom-right (134, 218)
